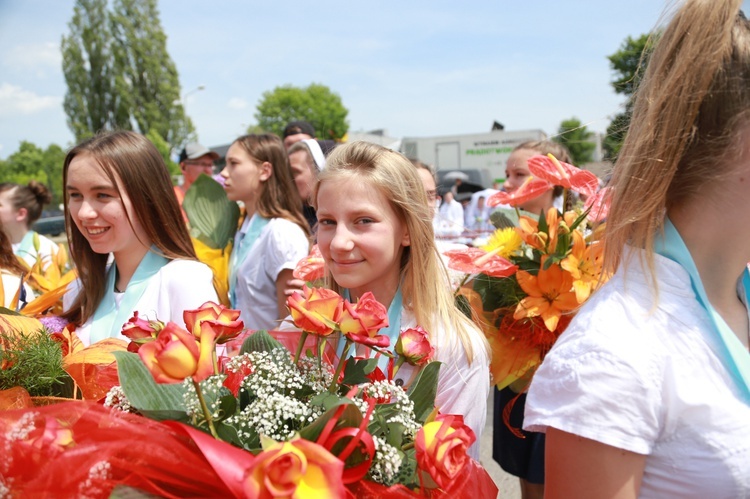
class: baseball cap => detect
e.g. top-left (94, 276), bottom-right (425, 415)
top-left (282, 121), bottom-right (316, 139)
top-left (179, 143), bottom-right (220, 163)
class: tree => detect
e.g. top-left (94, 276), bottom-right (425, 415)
top-left (254, 83), bottom-right (349, 140)
top-left (61, 0), bottom-right (193, 147)
top-left (0, 142), bottom-right (66, 208)
top-left (554, 117), bottom-right (595, 166)
top-left (604, 34), bottom-right (656, 160)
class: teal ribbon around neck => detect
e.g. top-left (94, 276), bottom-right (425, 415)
top-left (89, 249), bottom-right (169, 344)
top-left (337, 288), bottom-right (403, 372)
top-left (16, 230), bottom-right (36, 259)
top-left (229, 213), bottom-right (270, 307)
top-left (654, 218), bottom-right (750, 402)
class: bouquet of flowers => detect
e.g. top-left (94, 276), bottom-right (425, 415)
top-left (0, 291), bottom-right (497, 498)
top-left (444, 154), bottom-right (610, 394)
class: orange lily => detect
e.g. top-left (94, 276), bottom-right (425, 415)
top-left (516, 208), bottom-right (562, 253)
top-left (527, 154), bottom-right (599, 198)
top-left (514, 260), bottom-right (579, 332)
top-left (561, 232), bottom-right (606, 303)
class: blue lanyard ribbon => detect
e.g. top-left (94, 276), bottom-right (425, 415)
top-left (337, 288), bottom-right (403, 372)
top-left (229, 213), bottom-right (270, 307)
top-left (90, 249), bottom-right (169, 343)
top-left (654, 218), bottom-right (750, 402)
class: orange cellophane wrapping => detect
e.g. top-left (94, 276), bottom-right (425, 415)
top-left (0, 401), bottom-right (251, 498)
top-left (62, 338), bottom-right (126, 400)
top-left (0, 387), bottom-right (33, 411)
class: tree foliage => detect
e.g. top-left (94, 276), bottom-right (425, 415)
top-left (0, 142), bottom-right (66, 209)
top-left (254, 83), bottom-right (349, 140)
top-left (554, 117), bottom-right (595, 166)
top-left (62, 0), bottom-right (193, 148)
top-left (603, 34), bottom-right (656, 160)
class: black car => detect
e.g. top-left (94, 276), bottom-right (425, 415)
top-left (32, 215), bottom-right (66, 237)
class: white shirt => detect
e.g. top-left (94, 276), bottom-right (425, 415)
top-left (233, 217), bottom-right (308, 331)
top-left (436, 199), bottom-right (465, 237)
top-left (63, 259), bottom-right (218, 346)
top-left (1, 269), bottom-right (35, 309)
top-left (12, 233), bottom-right (58, 270)
top-left (525, 251), bottom-right (750, 498)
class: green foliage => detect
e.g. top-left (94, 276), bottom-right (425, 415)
top-left (0, 331), bottom-right (73, 397)
top-left (0, 141), bottom-right (66, 208)
top-left (62, 0), bottom-right (194, 147)
top-left (554, 117), bottom-right (596, 166)
top-left (254, 83), bottom-right (349, 140)
top-left (406, 361), bottom-right (441, 424)
top-left (604, 33), bottom-right (657, 160)
top-left (146, 128), bottom-right (180, 178)
top-left (112, 351), bottom-right (186, 411)
top-left (183, 174), bottom-right (241, 250)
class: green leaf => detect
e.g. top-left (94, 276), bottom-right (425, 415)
top-left (455, 293), bottom-right (473, 320)
top-left (407, 361), bottom-right (441, 424)
top-left (341, 357), bottom-right (378, 386)
top-left (113, 351), bottom-right (185, 411)
top-left (0, 307), bottom-right (22, 316)
top-left (137, 409), bottom-right (190, 422)
top-left (183, 174), bottom-right (240, 250)
top-left (239, 330), bottom-right (285, 355)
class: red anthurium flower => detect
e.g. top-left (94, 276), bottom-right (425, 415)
top-left (584, 186), bottom-right (611, 223)
top-left (527, 154), bottom-right (600, 198)
top-left (487, 177), bottom-right (553, 208)
top-left (293, 244), bottom-right (326, 282)
top-left (444, 247), bottom-right (518, 278)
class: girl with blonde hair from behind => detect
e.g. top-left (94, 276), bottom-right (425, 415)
top-left (525, 1), bottom-right (750, 496)
top-left (314, 141), bottom-right (490, 458)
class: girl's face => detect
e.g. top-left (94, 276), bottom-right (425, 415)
top-left (316, 177), bottom-right (410, 304)
top-left (504, 148), bottom-right (554, 214)
top-left (0, 188), bottom-right (24, 230)
top-left (220, 143), bottom-right (271, 205)
top-left (66, 153), bottom-right (150, 259)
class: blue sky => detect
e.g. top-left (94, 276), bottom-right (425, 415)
top-left (0, 1), bottom-right (705, 159)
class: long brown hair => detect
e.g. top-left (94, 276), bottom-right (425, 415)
top-left (603, 0), bottom-right (750, 281)
top-left (61, 130), bottom-right (198, 325)
top-left (231, 134), bottom-right (311, 239)
top-left (0, 221), bottom-right (28, 276)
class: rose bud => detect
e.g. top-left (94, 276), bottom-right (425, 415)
top-left (395, 326), bottom-right (434, 367)
top-left (138, 322), bottom-right (214, 384)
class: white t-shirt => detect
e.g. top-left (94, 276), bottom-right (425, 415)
top-left (63, 259), bottom-right (218, 346)
top-left (232, 217), bottom-right (308, 331)
top-left (524, 251), bottom-right (750, 497)
top-left (12, 232), bottom-right (58, 270)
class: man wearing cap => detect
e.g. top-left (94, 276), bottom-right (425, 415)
top-left (288, 139), bottom-right (327, 231)
top-left (282, 121), bottom-right (316, 150)
top-left (174, 143), bottom-right (220, 220)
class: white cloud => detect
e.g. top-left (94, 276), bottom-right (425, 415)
top-left (227, 97), bottom-right (248, 110)
top-left (0, 83), bottom-right (62, 116)
top-left (4, 42), bottom-right (62, 71)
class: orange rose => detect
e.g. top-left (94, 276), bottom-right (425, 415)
top-left (183, 301), bottom-right (244, 344)
top-left (395, 326), bottom-right (434, 367)
top-left (287, 286), bottom-right (343, 336)
top-left (243, 437), bottom-right (346, 499)
top-left (415, 414), bottom-right (476, 489)
top-left (138, 322), bottom-right (214, 384)
top-left (339, 292), bottom-right (389, 348)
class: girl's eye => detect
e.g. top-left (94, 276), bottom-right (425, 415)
top-left (357, 217), bottom-right (374, 225)
top-left (318, 218), bottom-right (335, 226)
top-left (68, 192), bottom-right (82, 199)
top-left (97, 193), bottom-right (112, 199)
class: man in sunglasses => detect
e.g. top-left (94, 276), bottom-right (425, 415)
top-left (174, 143), bottom-right (220, 220)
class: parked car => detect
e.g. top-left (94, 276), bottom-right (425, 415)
top-left (32, 215), bottom-right (66, 237)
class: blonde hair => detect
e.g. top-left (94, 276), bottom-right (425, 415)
top-left (604, 0), bottom-right (750, 280)
top-left (315, 141), bottom-right (488, 364)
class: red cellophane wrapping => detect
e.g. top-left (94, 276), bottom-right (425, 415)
top-left (0, 401), bottom-right (244, 498)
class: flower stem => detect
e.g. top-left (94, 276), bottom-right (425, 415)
top-left (192, 379), bottom-right (219, 440)
top-left (329, 338), bottom-right (352, 392)
top-left (212, 349), bottom-right (219, 376)
top-left (293, 331), bottom-right (309, 365)
top-left (392, 357), bottom-right (406, 378)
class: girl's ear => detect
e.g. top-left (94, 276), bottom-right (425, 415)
top-left (401, 228), bottom-right (410, 247)
top-left (15, 207), bottom-right (28, 223)
top-left (259, 161), bottom-right (273, 181)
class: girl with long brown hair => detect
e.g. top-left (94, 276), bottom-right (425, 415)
top-left (221, 134), bottom-right (310, 330)
top-left (0, 181), bottom-right (58, 269)
top-left (525, 1), bottom-right (750, 496)
top-left (61, 131), bottom-right (218, 345)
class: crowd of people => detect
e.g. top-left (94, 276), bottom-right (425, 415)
top-left (1, 0), bottom-right (749, 496)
